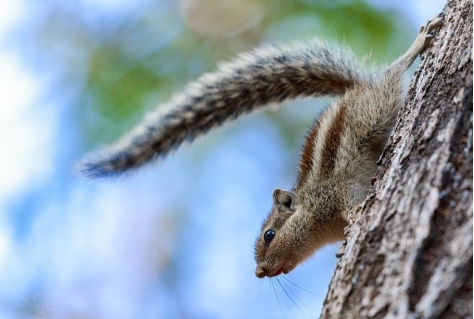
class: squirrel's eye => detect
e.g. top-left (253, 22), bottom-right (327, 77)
top-left (264, 229), bottom-right (276, 244)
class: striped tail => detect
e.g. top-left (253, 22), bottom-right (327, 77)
top-left (78, 40), bottom-right (365, 178)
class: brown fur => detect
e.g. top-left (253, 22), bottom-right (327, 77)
top-left (255, 17), bottom-right (443, 278)
top-left (297, 119), bottom-right (321, 187)
top-left (320, 105), bottom-right (345, 176)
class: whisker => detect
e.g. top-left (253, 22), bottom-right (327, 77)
top-left (242, 222), bottom-right (258, 232)
top-left (277, 277), bottom-right (314, 319)
top-left (258, 277), bottom-right (264, 299)
top-left (281, 276), bottom-right (323, 298)
top-left (272, 279), bottom-right (286, 319)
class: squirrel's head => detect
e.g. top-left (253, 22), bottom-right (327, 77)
top-left (254, 189), bottom-right (318, 278)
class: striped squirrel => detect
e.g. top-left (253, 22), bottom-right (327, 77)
top-left (78, 17), bottom-right (443, 278)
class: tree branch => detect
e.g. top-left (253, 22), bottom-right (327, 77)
top-left (321, 1), bottom-right (473, 318)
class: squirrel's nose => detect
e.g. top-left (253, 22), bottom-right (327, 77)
top-left (255, 266), bottom-right (267, 278)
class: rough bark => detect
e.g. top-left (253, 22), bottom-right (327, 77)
top-left (321, 1), bottom-right (473, 318)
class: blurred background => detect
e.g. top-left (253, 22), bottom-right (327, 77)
top-left (0, 0), bottom-right (445, 318)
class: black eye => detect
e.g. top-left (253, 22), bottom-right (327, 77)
top-left (264, 229), bottom-right (276, 244)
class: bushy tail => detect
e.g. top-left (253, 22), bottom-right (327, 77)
top-left (78, 40), bottom-right (366, 178)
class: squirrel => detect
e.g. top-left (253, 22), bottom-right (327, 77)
top-left (78, 17), bottom-right (443, 278)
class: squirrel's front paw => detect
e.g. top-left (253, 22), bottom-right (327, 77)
top-left (416, 16), bottom-right (443, 50)
top-left (420, 16), bottom-right (443, 38)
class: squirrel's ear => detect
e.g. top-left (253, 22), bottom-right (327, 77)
top-left (273, 189), bottom-right (296, 211)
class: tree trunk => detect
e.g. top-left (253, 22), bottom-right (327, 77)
top-left (321, 1), bottom-right (473, 318)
